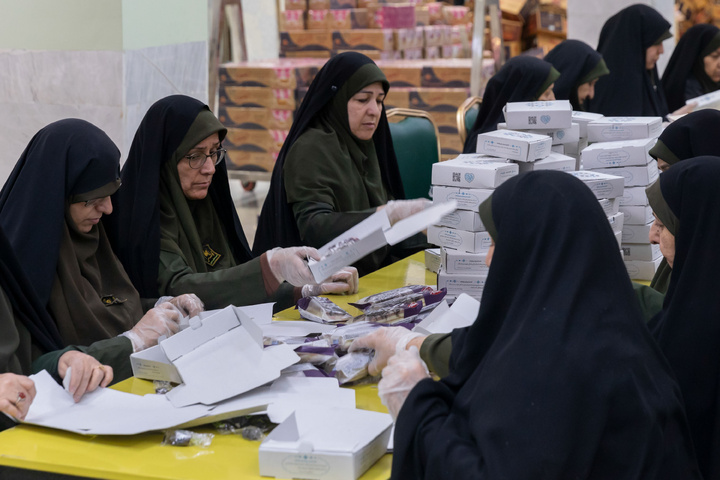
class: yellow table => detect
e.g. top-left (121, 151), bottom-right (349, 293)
top-left (0, 253), bottom-right (434, 480)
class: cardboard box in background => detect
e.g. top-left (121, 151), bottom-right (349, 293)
top-left (425, 248), bottom-right (442, 273)
top-left (329, 8), bottom-right (370, 29)
top-left (307, 9), bottom-right (331, 30)
top-left (280, 9), bottom-right (305, 31)
top-left (226, 150), bottom-right (278, 172)
top-left (620, 186), bottom-right (650, 206)
top-left (586, 117), bottom-right (662, 143)
top-left (498, 121), bottom-right (579, 145)
top-left (625, 257), bottom-right (663, 281)
top-left (439, 132), bottom-right (464, 156)
top-left (437, 268), bottom-right (487, 301)
top-left (514, 151), bottom-right (575, 173)
top-left (219, 86), bottom-right (297, 110)
top-left (599, 197), bottom-right (621, 216)
top-left (590, 161), bottom-right (658, 187)
top-left (421, 62), bottom-right (471, 88)
top-left (330, 0), bottom-right (356, 8)
top-left (436, 209), bottom-right (486, 231)
top-left (432, 185), bottom-right (494, 211)
top-left (475, 129), bottom-right (552, 162)
top-left (622, 243), bottom-right (662, 262)
top-left (567, 170), bottom-right (625, 199)
top-left (442, 248), bottom-right (490, 275)
top-left (218, 107), bottom-right (293, 131)
top-left (442, 5), bottom-right (470, 25)
top-left (503, 100), bottom-right (572, 130)
top-left (427, 225), bottom-right (493, 253)
top-left (378, 63), bottom-right (423, 87)
top-left (219, 64), bottom-right (299, 89)
top-left (286, 0), bottom-right (307, 10)
top-left (571, 110), bottom-right (604, 137)
top-left (370, 4), bottom-right (416, 28)
top-left (408, 87), bottom-right (470, 112)
top-left (332, 29), bottom-right (394, 51)
top-left (224, 128), bottom-right (288, 153)
top-left (431, 154), bottom-right (518, 188)
top-left (620, 204), bottom-right (654, 225)
top-left (621, 220), bottom-right (654, 244)
top-left (607, 212), bottom-right (624, 233)
top-left (280, 31), bottom-right (333, 55)
top-left (581, 138), bottom-right (655, 169)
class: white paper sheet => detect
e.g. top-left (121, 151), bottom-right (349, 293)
top-left (413, 293), bottom-right (479, 334)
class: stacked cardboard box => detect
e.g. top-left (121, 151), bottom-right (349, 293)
top-left (580, 119), bottom-right (663, 279)
top-left (218, 59), bottom-right (326, 171)
top-left (428, 155), bottom-right (519, 301)
top-left (520, 0), bottom-right (567, 54)
top-left (280, 0), bottom-right (472, 59)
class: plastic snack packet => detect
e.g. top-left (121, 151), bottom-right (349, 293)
top-left (162, 430), bottom-right (214, 447)
top-left (297, 296), bottom-right (353, 323)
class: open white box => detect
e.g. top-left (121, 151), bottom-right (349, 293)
top-left (259, 407), bottom-right (393, 480)
top-left (308, 201), bottom-right (457, 283)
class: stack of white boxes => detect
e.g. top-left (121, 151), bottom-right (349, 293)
top-left (427, 156), bottom-right (519, 301)
top-left (566, 111), bottom-right (604, 169)
top-left (581, 117), bottom-right (663, 280)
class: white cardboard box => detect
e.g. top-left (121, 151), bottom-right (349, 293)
top-left (436, 209), bottom-right (485, 231)
top-left (614, 230), bottom-right (623, 248)
top-left (475, 129), bottom-right (552, 162)
top-left (431, 155), bottom-right (518, 188)
top-left (620, 186), bottom-right (650, 206)
top-left (502, 100), bottom-right (573, 129)
top-left (424, 248), bottom-right (441, 273)
top-left (607, 212), bottom-right (624, 233)
top-left (599, 197), bottom-right (621, 216)
top-left (620, 204), bottom-right (654, 225)
top-left (621, 243), bottom-right (662, 261)
top-left (566, 170), bottom-right (625, 199)
top-left (588, 161), bottom-right (658, 187)
top-left (564, 138), bottom-right (589, 155)
top-left (586, 117), bottom-right (662, 142)
top-left (432, 185), bottom-right (494, 211)
top-left (442, 247), bottom-right (490, 274)
top-left (498, 122), bottom-right (580, 145)
top-left (625, 257), bottom-right (663, 280)
top-left (515, 152), bottom-right (576, 173)
top-left (551, 144), bottom-right (565, 153)
top-left (259, 407), bottom-right (393, 480)
top-left (571, 111), bottom-right (604, 137)
top-left (427, 225), bottom-right (493, 254)
top-left (437, 268), bottom-right (487, 301)
top-left (581, 138), bottom-right (655, 169)
top-left (686, 89), bottom-right (720, 110)
top-left (622, 220), bottom-right (653, 244)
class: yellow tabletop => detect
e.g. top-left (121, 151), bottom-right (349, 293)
top-left (0, 253), bottom-right (434, 480)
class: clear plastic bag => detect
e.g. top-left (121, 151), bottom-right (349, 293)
top-left (334, 351), bottom-right (373, 384)
top-left (297, 296), bottom-right (352, 323)
top-left (162, 429), bottom-right (214, 447)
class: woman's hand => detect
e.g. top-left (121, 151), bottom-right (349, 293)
top-left (378, 346), bottom-right (430, 420)
top-left (301, 266), bottom-right (360, 297)
top-left (0, 373), bottom-right (35, 420)
top-left (57, 351), bottom-right (113, 403)
top-left (671, 102), bottom-right (696, 117)
top-left (122, 303), bottom-right (181, 352)
top-left (350, 327), bottom-right (425, 376)
top-left (267, 246), bottom-right (321, 286)
top-left (165, 294), bottom-right (204, 318)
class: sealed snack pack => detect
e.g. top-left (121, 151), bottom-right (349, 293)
top-left (349, 285), bottom-right (447, 324)
top-left (296, 296), bottom-right (353, 323)
top-left (333, 351), bottom-right (374, 385)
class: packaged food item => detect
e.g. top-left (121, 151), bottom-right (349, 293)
top-left (334, 351), bottom-right (373, 384)
top-left (162, 430), bottom-right (214, 447)
top-left (293, 339), bottom-right (336, 365)
top-left (297, 296), bottom-right (353, 323)
top-left (350, 285), bottom-right (428, 310)
top-left (327, 321), bottom-right (381, 350)
top-left (352, 301), bottom-right (424, 324)
top-left (213, 414), bottom-right (277, 441)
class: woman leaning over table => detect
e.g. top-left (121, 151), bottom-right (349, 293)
top-left (253, 52), bottom-right (430, 276)
top-left (544, 39), bottom-right (609, 111)
top-left (107, 95), bottom-right (357, 312)
top-left (370, 171), bottom-right (700, 479)
top-left (0, 119), bottom-right (202, 383)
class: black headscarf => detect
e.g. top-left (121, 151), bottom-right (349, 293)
top-left (649, 156), bottom-right (720, 480)
top-left (253, 52), bottom-right (405, 254)
top-left (588, 4), bottom-right (671, 118)
top-left (106, 95), bottom-right (253, 298)
top-left (462, 56), bottom-right (560, 153)
top-left (544, 39), bottom-right (609, 111)
top-left (0, 119), bottom-right (120, 307)
top-left (0, 226), bottom-right (63, 355)
top-left (662, 24), bottom-right (720, 112)
top-left (649, 109), bottom-right (720, 165)
top-left (392, 171), bottom-right (700, 479)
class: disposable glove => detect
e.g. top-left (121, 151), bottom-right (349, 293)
top-left (378, 346), bottom-right (430, 420)
top-left (57, 352), bottom-right (114, 403)
top-left (267, 246), bottom-right (320, 286)
top-left (381, 199), bottom-right (432, 225)
top-left (301, 267), bottom-right (359, 297)
top-left (121, 303), bottom-right (180, 352)
top-left (156, 294), bottom-right (205, 318)
top-left (349, 326), bottom-right (424, 376)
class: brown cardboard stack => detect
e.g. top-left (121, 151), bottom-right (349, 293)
top-left (218, 59), bottom-right (326, 171)
top-left (519, 0), bottom-right (567, 54)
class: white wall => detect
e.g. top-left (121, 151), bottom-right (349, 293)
top-left (567, 0), bottom-right (676, 75)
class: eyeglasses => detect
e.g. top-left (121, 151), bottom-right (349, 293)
top-left (184, 148), bottom-right (227, 169)
top-left (84, 196), bottom-right (109, 208)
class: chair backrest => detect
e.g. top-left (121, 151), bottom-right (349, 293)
top-left (386, 108), bottom-right (441, 200)
top-left (456, 96), bottom-right (482, 145)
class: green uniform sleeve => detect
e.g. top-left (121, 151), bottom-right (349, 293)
top-left (632, 282), bottom-right (665, 323)
top-left (420, 333), bottom-right (453, 379)
top-left (31, 336), bottom-right (134, 384)
top-left (157, 250), bottom-right (296, 311)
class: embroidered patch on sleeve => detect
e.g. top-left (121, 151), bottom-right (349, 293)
top-left (101, 295), bottom-right (127, 306)
top-left (203, 244), bottom-right (222, 267)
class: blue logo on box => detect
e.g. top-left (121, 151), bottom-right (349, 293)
top-left (464, 173), bottom-right (475, 183)
top-left (540, 115), bottom-right (551, 124)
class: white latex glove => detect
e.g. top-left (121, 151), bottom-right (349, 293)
top-left (121, 303), bottom-right (180, 352)
top-left (380, 199), bottom-right (432, 225)
top-left (57, 352), bottom-right (114, 403)
top-left (0, 373), bottom-right (36, 420)
top-left (671, 102), bottom-right (696, 117)
top-left (158, 294), bottom-right (205, 318)
top-left (301, 267), bottom-right (359, 297)
top-left (349, 326), bottom-right (424, 376)
top-left (378, 346), bottom-right (430, 420)
top-left (266, 246), bottom-right (321, 286)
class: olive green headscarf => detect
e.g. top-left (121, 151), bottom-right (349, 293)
top-left (646, 180), bottom-right (677, 294)
top-left (534, 67), bottom-right (561, 100)
top-left (159, 110), bottom-right (236, 273)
